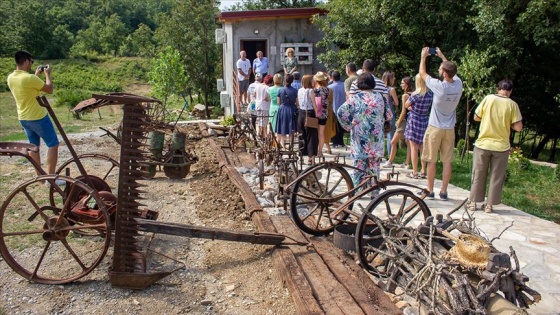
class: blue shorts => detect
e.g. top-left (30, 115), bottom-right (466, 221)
top-left (19, 115), bottom-right (60, 148)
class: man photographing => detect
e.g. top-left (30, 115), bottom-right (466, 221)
top-left (418, 47), bottom-right (463, 200)
top-left (7, 50), bottom-right (59, 178)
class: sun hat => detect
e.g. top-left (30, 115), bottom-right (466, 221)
top-left (313, 71), bottom-right (328, 82)
top-left (446, 234), bottom-right (491, 268)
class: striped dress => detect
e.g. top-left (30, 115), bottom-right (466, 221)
top-left (404, 91), bottom-right (433, 144)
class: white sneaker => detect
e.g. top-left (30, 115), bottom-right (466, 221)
top-left (382, 161), bottom-right (393, 168)
top-left (401, 163), bottom-right (409, 169)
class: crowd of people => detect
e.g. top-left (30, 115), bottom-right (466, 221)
top-left (4, 46), bottom-right (523, 215)
top-left (237, 46), bottom-right (523, 211)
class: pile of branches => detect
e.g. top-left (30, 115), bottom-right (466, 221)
top-left (368, 213), bottom-right (541, 314)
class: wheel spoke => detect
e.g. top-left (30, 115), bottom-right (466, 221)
top-left (59, 238), bottom-right (88, 270)
top-left (22, 188), bottom-right (50, 222)
top-left (30, 240), bottom-right (52, 281)
top-left (326, 176), bottom-right (345, 196)
top-left (2, 228), bottom-right (47, 237)
top-left (324, 167), bottom-right (332, 193)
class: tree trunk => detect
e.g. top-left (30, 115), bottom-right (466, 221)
top-left (549, 137), bottom-right (558, 162)
top-left (530, 134), bottom-right (551, 159)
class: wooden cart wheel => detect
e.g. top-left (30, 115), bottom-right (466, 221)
top-left (0, 175), bottom-right (111, 284)
top-left (355, 189), bottom-right (431, 279)
top-left (289, 164), bottom-right (354, 236)
top-left (228, 125), bottom-right (244, 152)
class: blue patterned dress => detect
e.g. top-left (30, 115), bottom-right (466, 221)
top-left (337, 91), bottom-right (392, 187)
top-left (404, 91), bottom-right (433, 144)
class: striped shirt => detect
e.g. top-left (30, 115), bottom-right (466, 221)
top-left (349, 73), bottom-right (387, 96)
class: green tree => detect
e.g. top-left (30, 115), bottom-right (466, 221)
top-left (226, 0), bottom-right (321, 10)
top-left (155, 0), bottom-right (221, 118)
top-left (119, 23), bottom-right (156, 57)
top-left (468, 0), bottom-right (560, 160)
top-left (148, 46), bottom-right (189, 107)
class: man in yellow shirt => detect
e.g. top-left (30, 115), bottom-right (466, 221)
top-left (469, 79), bottom-right (523, 213)
top-left (7, 50), bottom-right (58, 176)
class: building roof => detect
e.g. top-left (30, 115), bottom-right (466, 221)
top-left (216, 7), bottom-right (326, 23)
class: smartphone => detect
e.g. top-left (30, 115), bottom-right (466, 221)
top-left (429, 47), bottom-right (437, 55)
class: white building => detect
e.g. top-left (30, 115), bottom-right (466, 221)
top-left (215, 7), bottom-right (327, 115)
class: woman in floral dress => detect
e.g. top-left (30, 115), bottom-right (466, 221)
top-left (337, 73), bottom-right (392, 189)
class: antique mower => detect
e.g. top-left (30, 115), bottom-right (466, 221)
top-left (73, 93), bottom-right (198, 179)
top-left (0, 94), bottom-right (287, 288)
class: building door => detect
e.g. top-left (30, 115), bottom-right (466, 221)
top-left (241, 40), bottom-right (267, 82)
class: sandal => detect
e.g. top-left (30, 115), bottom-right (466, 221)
top-left (405, 172), bottom-right (419, 179)
top-left (484, 204), bottom-right (493, 213)
top-left (419, 172), bottom-right (427, 179)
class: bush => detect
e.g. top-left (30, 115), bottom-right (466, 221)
top-left (508, 147), bottom-right (531, 171)
top-left (221, 115), bottom-right (235, 126)
top-left (54, 88), bottom-right (92, 112)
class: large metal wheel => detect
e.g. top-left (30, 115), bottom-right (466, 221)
top-left (55, 154), bottom-right (119, 190)
top-left (0, 175), bottom-right (111, 284)
top-left (289, 164), bottom-right (354, 236)
top-left (355, 189), bottom-right (431, 279)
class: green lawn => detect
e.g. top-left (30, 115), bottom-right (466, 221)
top-left (389, 146), bottom-right (560, 224)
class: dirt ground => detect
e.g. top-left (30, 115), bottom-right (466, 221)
top-left (0, 124), bottom-right (296, 315)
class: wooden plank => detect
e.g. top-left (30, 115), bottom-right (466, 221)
top-left (312, 237), bottom-right (402, 315)
top-left (272, 247), bottom-right (325, 315)
top-left (271, 216), bottom-right (365, 315)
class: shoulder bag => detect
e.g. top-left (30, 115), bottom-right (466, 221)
top-left (381, 92), bottom-right (392, 133)
top-left (305, 89), bottom-right (319, 128)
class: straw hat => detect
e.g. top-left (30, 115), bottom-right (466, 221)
top-left (447, 234), bottom-right (490, 269)
top-left (313, 71), bottom-right (328, 82)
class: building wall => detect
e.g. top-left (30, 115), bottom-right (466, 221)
top-left (219, 17), bottom-right (325, 115)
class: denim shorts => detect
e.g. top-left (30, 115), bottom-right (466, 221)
top-left (19, 115), bottom-right (60, 147)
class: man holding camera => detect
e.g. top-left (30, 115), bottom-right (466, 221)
top-left (418, 47), bottom-right (463, 200)
top-left (7, 50), bottom-right (59, 177)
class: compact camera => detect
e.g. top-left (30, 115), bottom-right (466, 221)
top-left (428, 48), bottom-right (438, 55)
top-left (38, 65), bottom-right (49, 71)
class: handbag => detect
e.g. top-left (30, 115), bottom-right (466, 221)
top-left (381, 92), bottom-right (392, 133)
top-left (305, 90), bottom-right (319, 128)
top-left (314, 94), bottom-right (324, 118)
top-left (305, 115), bottom-right (319, 129)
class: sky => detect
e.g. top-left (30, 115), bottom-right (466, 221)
top-left (219, 0), bottom-right (241, 10)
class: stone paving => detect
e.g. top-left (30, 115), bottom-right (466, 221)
top-left (319, 146), bottom-right (560, 315)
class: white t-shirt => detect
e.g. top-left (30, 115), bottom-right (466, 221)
top-left (297, 88), bottom-right (313, 110)
top-left (425, 75), bottom-right (463, 129)
top-left (236, 58), bottom-right (251, 81)
top-left (255, 84), bottom-right (270, 111)
top-left (248, 82), bottom-right (259, 104)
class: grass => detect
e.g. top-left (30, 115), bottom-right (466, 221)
top-left (389, 145), bottom-right (560, 224)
